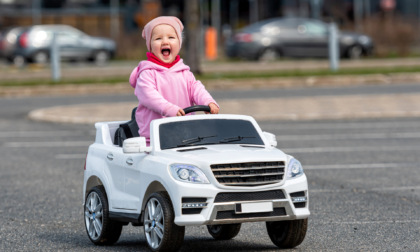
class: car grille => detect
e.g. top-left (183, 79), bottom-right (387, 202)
top-left (214, 190), bottom-right (286, 203)
top-left (211, 161), bottom-right (285, 186)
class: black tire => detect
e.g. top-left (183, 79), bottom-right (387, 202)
top-left (84, 186), bottom-right (123, 245)
top-left (266, 218), bottom-right (308, 249)
top-left (206, 224), bottom-right (241, 240)
top-left (143, 192), bottom-right (185, 252)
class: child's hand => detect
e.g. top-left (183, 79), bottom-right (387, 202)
top-left (208, 103), bottom-right (219, 114)
top-left (176, 108), bottom-right (185, 116)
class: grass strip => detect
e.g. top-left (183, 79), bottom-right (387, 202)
top-left (1, 65), bottom-right (420, 87)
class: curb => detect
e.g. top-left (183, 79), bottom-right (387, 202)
top-left (28, 93), bottom-right (420, 124)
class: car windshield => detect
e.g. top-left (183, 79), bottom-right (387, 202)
top-left (159, 119), bottom-right (264, 150)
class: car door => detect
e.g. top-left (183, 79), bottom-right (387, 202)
top-left (281, 19), bottom-right (329, 57)
top-left (123, 153), bottom-right (148, 211)
top-left (296, 20), bottom-right (329, 57)
top-left (104, 147), bottom-right (127, 209)
top-left (275, 19), bottom-right (308, 57)
top-left (56, 28), bottom-right (89, 59)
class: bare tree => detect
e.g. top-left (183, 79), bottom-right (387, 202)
top-left (184, 0), bottom-right (201, 74)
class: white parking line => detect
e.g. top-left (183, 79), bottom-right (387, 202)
top-left (311, 186), bottom-right (420, 193)
top-left (4, 141), bottom-right (91, 147)
top-left (0, 131), bottom-right (94, 138)
top-left (277, 132), bottom-right (420, 141)
top-left (283, 145), bottom-right (420, 153)
top-left (316, 219), bottom-right (420, 225)
top-left (304, 163), bottom-right (416, 170)
top-left (262, 121), bottom-right (420, 131)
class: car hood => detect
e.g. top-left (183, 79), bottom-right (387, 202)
top-left (158, 144), bottom-right (288, 166)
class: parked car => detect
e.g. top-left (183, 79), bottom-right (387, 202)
top-left (83, 106), bottom-right (309, 251)
top-left (225, 17), bottom-right (374, 61)
top-left (3, 24), bottom-right (116, 66)
top-left (0, 26), bottom-right (27, 60)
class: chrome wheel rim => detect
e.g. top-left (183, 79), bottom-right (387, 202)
top-left (259, 48), bottom-right (278, 61)
top-left (349, 46), bottom-right (362, 59)
top-left (95, 51), bottom-right (109, 65)
top-left (13, 55), bottom-right (25, 68)
top-left (34, 52), bottom-right (48, 64)
top-left (85, 192), bottom-right (103, 240)
top-left (144, 198), bottom-right (164, 249)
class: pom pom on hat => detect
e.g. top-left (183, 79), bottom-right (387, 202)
top-left (142, 16), bottom-right (184, 51)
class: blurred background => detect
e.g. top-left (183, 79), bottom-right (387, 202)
top-left (0, 0), bottom-right (418, 66)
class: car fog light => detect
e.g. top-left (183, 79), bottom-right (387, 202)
top-left (182, 203), bottom-right (208, 208)
top-left (291, 196), bottom-right (307, 203)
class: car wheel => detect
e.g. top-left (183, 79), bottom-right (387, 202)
top-left (258, 47), bottom-right (280, 61)
top-left (144, 192), bottom-right (185, 251)
top-left (347, 45), bottom-right (363, 59)
top-left (93, 50), bottom-right (110, 66)
top-left (84, 186), bottom-right (123, 245)
top-left (33, 51), bottom-right (49, 64)
top-left (12, 55), bottom-right (26, 68)
top-left (266, 218), bottom-right (308, 249)
top-left (207, 223), bottom-right (241, 240)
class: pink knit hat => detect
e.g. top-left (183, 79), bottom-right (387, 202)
top-left (142, 16), bottom-right (184, 51)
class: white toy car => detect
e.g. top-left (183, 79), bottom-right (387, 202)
top-left (83, 106), bottom-right (309, 251)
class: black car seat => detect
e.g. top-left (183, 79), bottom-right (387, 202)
top-left (114, 107), bottom-right (140, 147)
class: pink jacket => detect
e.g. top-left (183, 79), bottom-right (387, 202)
top-left (129, 59), bottom-right (218, 141)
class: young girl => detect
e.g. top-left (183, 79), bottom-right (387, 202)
top-left (129, 16), bottom-right (219, 142)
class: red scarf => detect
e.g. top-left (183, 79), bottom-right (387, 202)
top-left (146, 52), bottom-right (180, 68)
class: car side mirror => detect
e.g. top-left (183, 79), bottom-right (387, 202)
top-left (263, 132), bottom-right (277, 147)
top-left (123, 137), bottom-right (152, 153)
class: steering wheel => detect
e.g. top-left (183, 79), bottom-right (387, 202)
top-left (183, 105), bottom-right (211, 114)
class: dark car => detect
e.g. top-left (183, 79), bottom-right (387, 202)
top-left (4, 24), bottom-right (116, 66)
top-left (0, 26), bottom-right (27, 61)
top-left (225, 17), bottom-right (374, 61)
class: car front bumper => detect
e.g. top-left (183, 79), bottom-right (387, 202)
top-left (172, 174), bottom-right (309, 226)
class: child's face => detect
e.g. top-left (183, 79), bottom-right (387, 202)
top-left (150, 24), bottom-right (180, 64)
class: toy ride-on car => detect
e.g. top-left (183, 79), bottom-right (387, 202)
top-left (83, 106), bottom-right (309, 251)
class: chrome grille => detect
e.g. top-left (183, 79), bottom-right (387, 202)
top-left (211, 161), bottom-right (285, 186)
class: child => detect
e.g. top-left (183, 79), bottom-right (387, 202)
top-left (129, 16), bottom-right (219, 142)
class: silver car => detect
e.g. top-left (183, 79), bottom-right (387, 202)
top-left (225, 17), bottom-right (374, 61)
top-left (8, 24), bottom-right (116, 66)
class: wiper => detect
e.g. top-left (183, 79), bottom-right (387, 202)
top-left (177, 135), bottom-right (217, 147)
top-left (219, 136), bottom-right (255, 143)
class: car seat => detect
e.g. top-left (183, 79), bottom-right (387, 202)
top-left (114, 107), bottom-right (140, 147)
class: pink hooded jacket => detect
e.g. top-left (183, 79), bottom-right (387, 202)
top-left (129, 59), bottom-right (218, 141)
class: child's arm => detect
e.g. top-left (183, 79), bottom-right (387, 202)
top-left (188, 72), bottom-right (220, 114)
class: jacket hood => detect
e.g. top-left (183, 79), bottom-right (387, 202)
top-left (129, 59), bottom-right (190, 88)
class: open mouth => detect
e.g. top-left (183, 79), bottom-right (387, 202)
top-left (161, 48), bottom-right (171, 57)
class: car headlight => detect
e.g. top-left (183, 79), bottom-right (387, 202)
top-left (287, 158), bottom-right (304, 179)
top-left (170, 164), bottom-right (210, 184)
